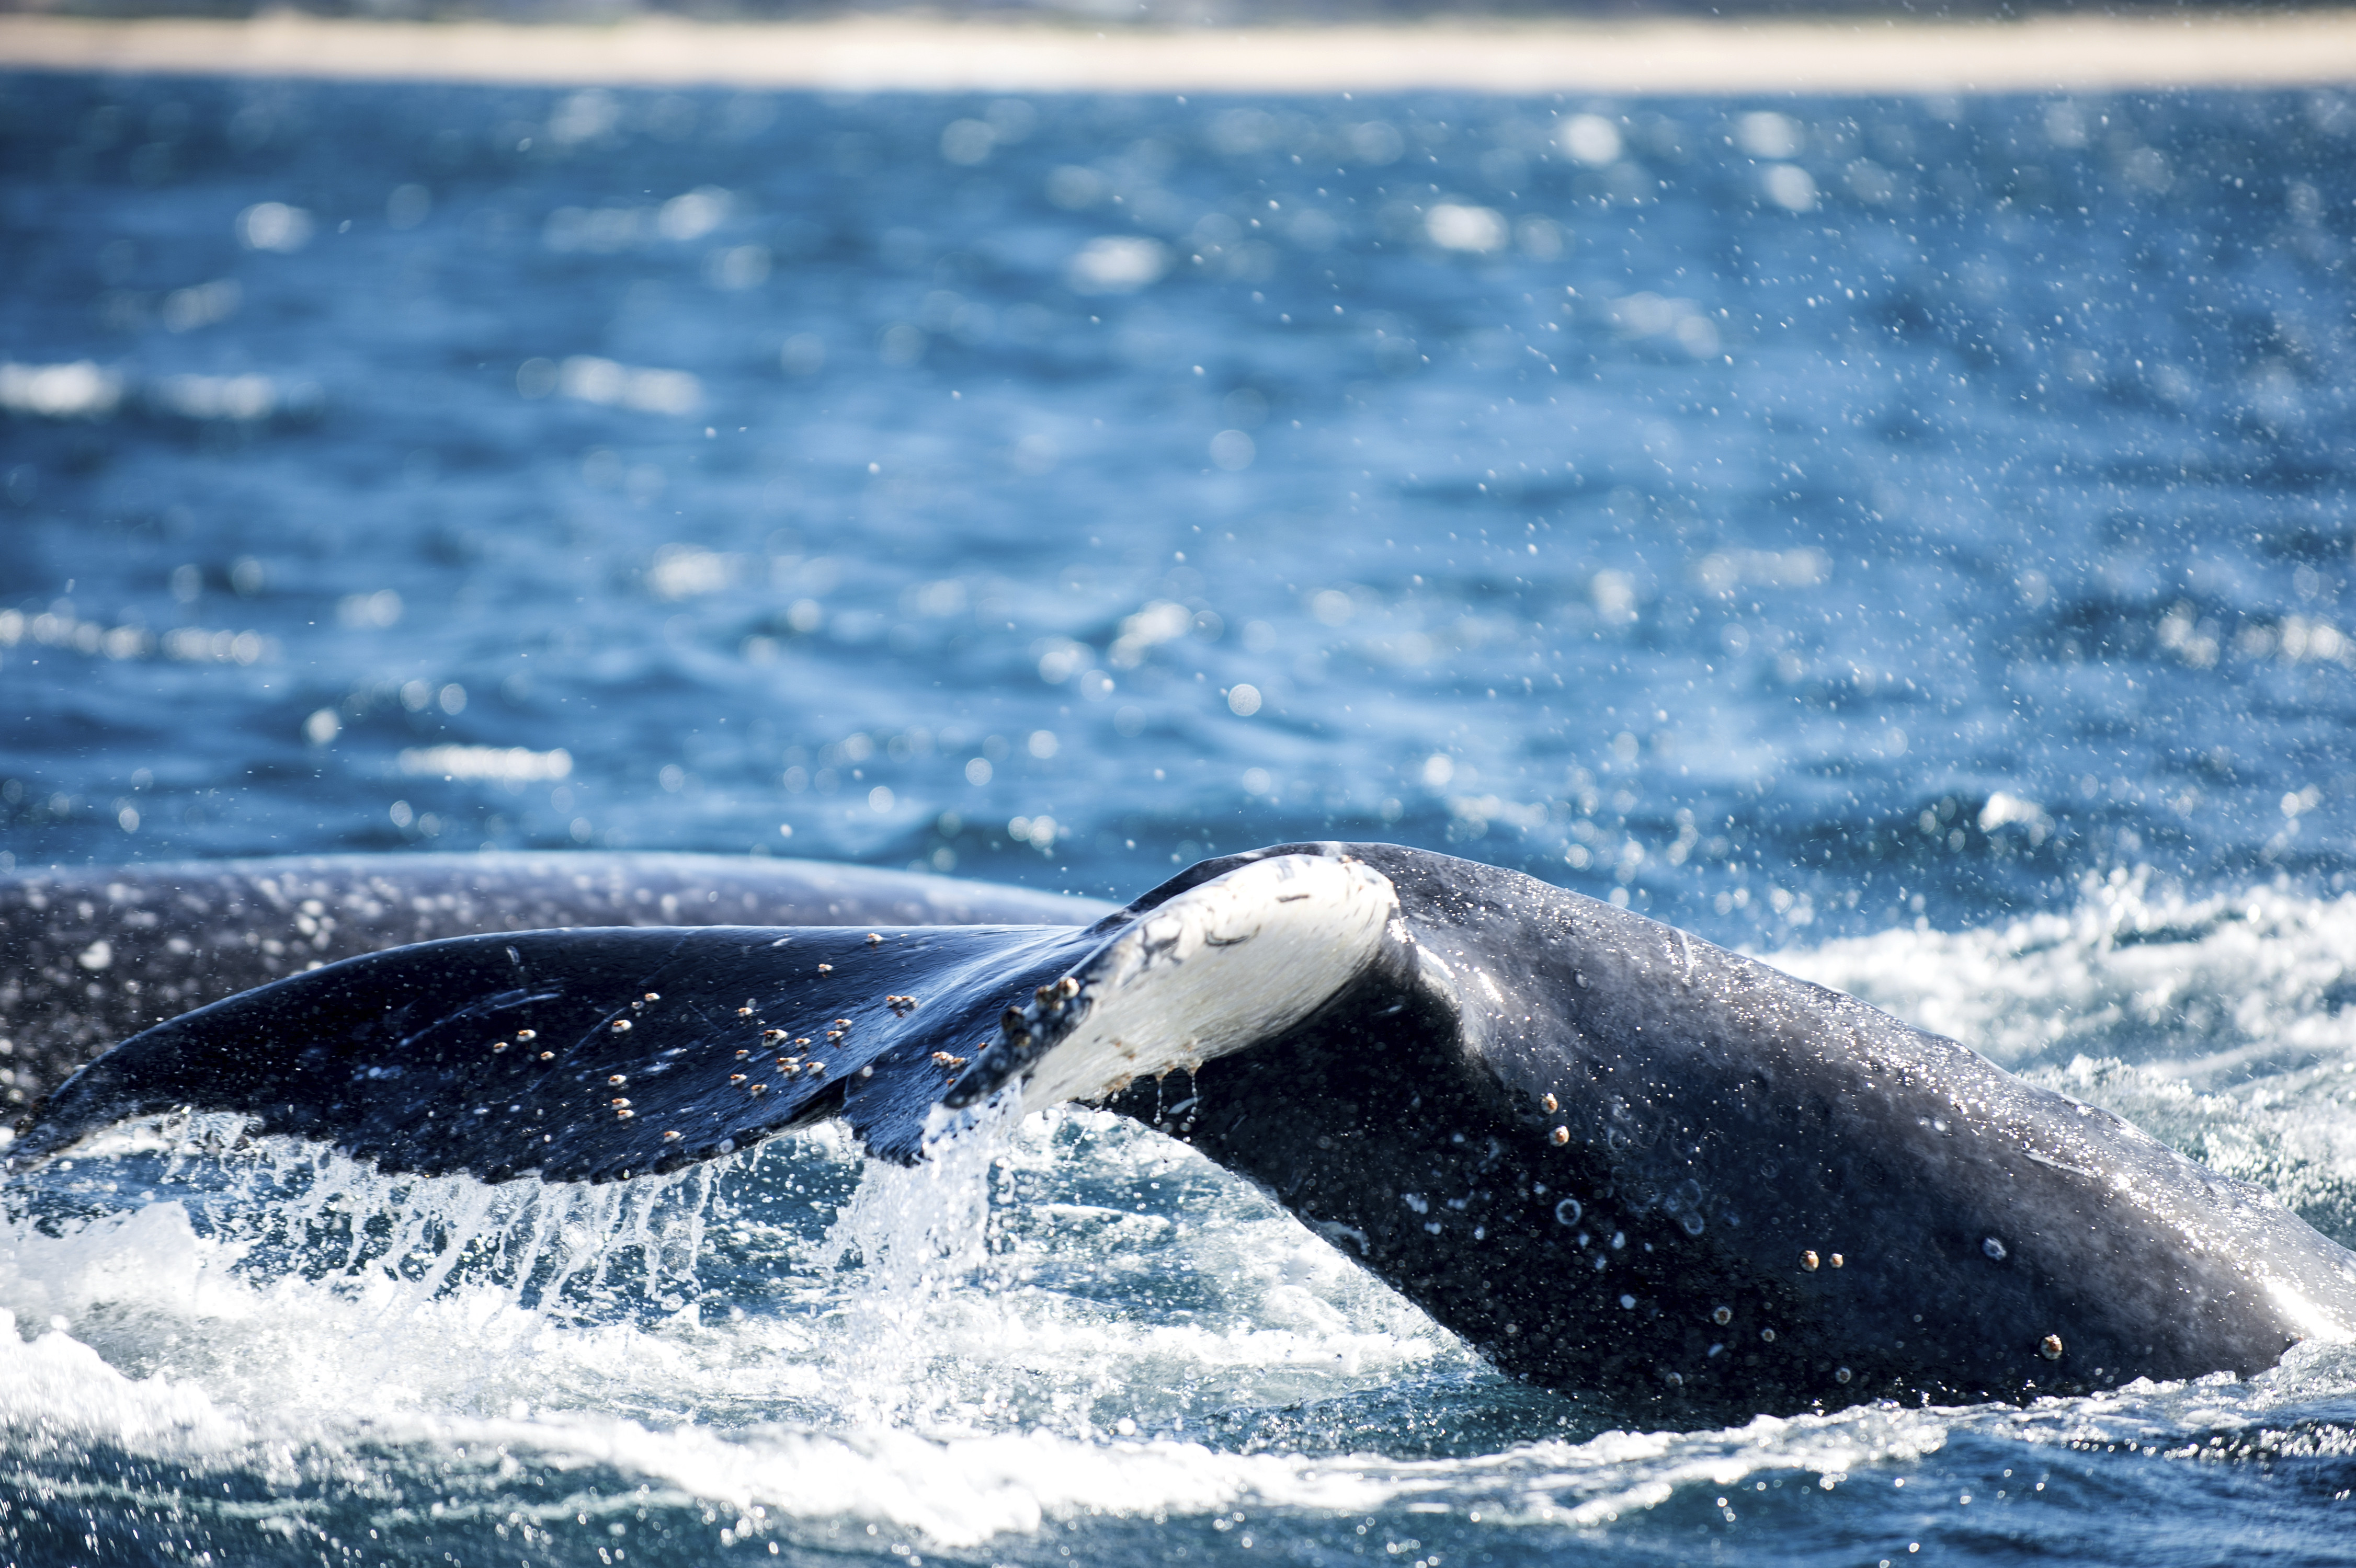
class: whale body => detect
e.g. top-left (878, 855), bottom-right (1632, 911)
top-left (14, 841), bottom-right (2355, 1425)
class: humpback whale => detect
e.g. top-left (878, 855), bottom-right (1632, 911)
top-left (13, 841), bottom-right (2355, 1426)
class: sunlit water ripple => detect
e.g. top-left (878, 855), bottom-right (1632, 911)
top-left (4, 71), bottom-right (2356, 1565)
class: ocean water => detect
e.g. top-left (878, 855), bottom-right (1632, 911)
top-left (5, 68), bottom-right (2356, 1565)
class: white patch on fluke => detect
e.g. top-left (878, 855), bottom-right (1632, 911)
top-left (1016, 855), bottom-right (1399, 1112)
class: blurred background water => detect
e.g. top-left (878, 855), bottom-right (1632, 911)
top-left (6, 78), bottom-right (2356, 946)
top-left (8, 64), bottom-right (2356, 1568)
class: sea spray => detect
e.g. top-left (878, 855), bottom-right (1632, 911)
top-left (1, 1116), bottom-right (757, 1363)
top-left (823, 1095), bottom-right (1022, 1430)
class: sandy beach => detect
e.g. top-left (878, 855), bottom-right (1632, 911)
top-left (2, 7), bottom-right (2355, 94)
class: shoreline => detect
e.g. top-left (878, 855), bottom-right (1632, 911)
top-left (0, 9), bottom-right (2352, 94)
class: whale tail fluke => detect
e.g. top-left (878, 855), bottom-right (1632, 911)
top-left (13, 852), bottom-right (1403, 1184)
top-left (945, 852), bottom-right (1401, 1114)
top-left (13, 922), bottom-right (1095, 1181)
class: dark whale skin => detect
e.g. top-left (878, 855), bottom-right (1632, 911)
top-left (13, 922), bottom-right (1103, 1183)
top-left (14, 842), bottom-right (2356, 1427)
top-left (1095, 843), bottom-right (2356, 1423)
top-left (0, 852), bottom-right (1108, 1112)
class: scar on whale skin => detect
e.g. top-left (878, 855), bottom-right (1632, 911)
top-left (13, 841), bottom-right (2356, 1427)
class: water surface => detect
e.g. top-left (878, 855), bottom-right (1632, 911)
top-left (5, 72), bottom-right (2356, 1566)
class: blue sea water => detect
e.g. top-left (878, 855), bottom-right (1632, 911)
top-left (6, 67), bottom-right (2356, 1567)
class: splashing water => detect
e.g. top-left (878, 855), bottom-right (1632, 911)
top-left (0, 1098), bottom-right (1457, 1551)
top-left (824, 1098), bottom-right (1019, 1430)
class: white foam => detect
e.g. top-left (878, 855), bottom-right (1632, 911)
top-left (469, 1418), bottom-right (1396, 1548)
top-left (1763, 868), bottom-right (2356, 1084)
top-left (0, 1107), bottom-right (1459, 1541)
top-left (0, 1306), bottom-right (246, 1460)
